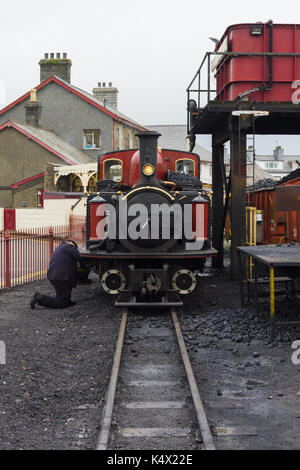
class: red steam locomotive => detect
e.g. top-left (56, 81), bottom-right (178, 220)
top-left (80, 131), bottom-right (217, 307)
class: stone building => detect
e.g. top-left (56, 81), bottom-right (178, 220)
top-left (0, 54), bottom-right (146, 159)
top-left (255, 145), bottom-right (300, 181)
top-left (0, 92), bottom-right (94, 208)
top-left (0, 53), bottom-right (146, 208)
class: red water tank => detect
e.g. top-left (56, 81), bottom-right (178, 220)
top-left (214, 22), bottom-right (300, 102)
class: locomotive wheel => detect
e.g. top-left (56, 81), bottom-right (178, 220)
top-left (101, 269), bottom-right (126, 295)
top-left (172, 269), bottom-right (196, 295)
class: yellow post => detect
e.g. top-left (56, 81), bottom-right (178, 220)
top-left (270, 266), bottom-right (275, 317)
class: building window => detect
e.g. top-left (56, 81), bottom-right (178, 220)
top-left (264, 162), bottom-right (281, 169)
top-left (83, 129), bottom-right (101, 149)
top-left (104, 159), bottom-right (123, 182)
top-left (175, 159), bottom-right (195, 175)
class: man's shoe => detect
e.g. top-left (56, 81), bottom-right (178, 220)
top-left (68, 300), bottom-right (77, 307)
top-left (30, 292), bottom-right (41, 309)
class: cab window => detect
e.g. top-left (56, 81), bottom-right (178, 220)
top-left (175, 159), bottom-right (195, 175)
top-left (104, 159), bottom-right (123, 182)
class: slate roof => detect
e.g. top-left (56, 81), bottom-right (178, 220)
top-left (66, 79), bottom-right (147, 130)
top-left (0, 120), bottom-right (95, 165)
top-left (0, 75), bottom-right (147, 131)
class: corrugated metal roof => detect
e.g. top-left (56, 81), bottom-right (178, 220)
top-left (8, 121), bottom-right (95, 165)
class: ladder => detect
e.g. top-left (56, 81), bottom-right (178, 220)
top-left (237, 112), bottom-right (257, 246)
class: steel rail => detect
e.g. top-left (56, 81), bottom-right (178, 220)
top-left (96, 309), bottom-right (128, 450)
top-left (171, 309), bottom-right (216, 450)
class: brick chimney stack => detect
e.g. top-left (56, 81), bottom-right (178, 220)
top-left (24, 89), bottom-right (42, 127)
top-left (92, 82), bottom-right (118, 110)
top-left (39, 53), bottom-right (72, 83)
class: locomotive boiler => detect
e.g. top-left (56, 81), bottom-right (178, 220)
top-left (80, 131), bottom-right (217, 307)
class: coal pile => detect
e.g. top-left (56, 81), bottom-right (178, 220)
top-left (180, 273), bottom-right (300, 350)
top-left (167, 171), bottom-right (203, 190)
top-left (247, 178), bottom-right (277, 192)
top-left (280, 167), bottom-right (300, 185)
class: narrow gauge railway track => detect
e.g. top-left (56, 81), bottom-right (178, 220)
top-left (96, 309), bottom-right (215, 451)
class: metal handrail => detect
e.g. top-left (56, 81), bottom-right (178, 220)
top-left (186, 50), bottom-right (300, 134)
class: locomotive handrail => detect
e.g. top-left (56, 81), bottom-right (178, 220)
top-left (121, 186), bottom-right (175, 201)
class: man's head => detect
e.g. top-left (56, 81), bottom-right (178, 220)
top-left (66, 239), bottom-right (78, 249)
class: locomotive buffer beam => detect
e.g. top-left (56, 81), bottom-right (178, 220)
top-left (115, 290), bottom-right (183, 309)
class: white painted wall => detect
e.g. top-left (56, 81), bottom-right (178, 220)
top-left (200, 162), bottom-right (212, 185)
top-left (14, 196), bottom-right (87, 230)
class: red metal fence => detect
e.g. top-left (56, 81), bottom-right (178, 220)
top-left (0, 223), bottom-right (86, 290)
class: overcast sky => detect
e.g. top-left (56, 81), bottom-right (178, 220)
top-left (1, 0), bottom-right (300, 153)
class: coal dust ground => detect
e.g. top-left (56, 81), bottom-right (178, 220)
top-left (0, 274), bottom-right (121, 450)
top-left (0, 268), bottom-right (300, 449)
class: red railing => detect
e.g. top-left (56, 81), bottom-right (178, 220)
top-left (0, 223), bottom-right (86, 290)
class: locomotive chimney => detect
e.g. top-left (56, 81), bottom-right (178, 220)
top-left (136, 131), bottom-right (161, 186)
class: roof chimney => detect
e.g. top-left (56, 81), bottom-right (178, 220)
top-left (24, 89), bottom-right (42, 127)
top-left (39, 53), bottom-right (72, 83)
top-left (92, 82), bottom-right (118, 110)
top-left (273, 145), bottom-right (284, 161)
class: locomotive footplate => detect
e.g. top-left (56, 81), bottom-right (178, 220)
top-left (79, 247), bottom-right (218, 259)
top-left (115, 290), bottom-right (183, 308)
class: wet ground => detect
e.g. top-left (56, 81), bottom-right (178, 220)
top-left (0, 267), bottom-right (300, 449)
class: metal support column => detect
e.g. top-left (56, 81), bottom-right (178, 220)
top-left (212, 136), bottom-right (224, 268)
top-left (230, 126), bottom-right (247, 279)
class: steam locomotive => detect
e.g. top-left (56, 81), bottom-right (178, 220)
top-left (80, 131), bottom-right (217, 307)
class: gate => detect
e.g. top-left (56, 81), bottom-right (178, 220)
top-left (3, 209), bottom-right (16, 230)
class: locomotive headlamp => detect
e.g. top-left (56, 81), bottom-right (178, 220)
top-left (142, 163), bottom-right (155, 176)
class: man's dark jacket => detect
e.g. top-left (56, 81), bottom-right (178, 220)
top-left (47, 242), bottom-right (82, 285)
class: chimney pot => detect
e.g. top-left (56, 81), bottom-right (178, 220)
top-left (39, 53), bottom-right (72, 83)
top-left (30, 89), bottom-right (37, 102)
top-left (92, 82), bottom-right (119, 109)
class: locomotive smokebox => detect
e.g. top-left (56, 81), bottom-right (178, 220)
top-left (135, 131), bottom-right (161, 186)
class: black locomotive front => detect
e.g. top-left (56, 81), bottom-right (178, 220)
top-left (82, 131), bottom-right (216, 307)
